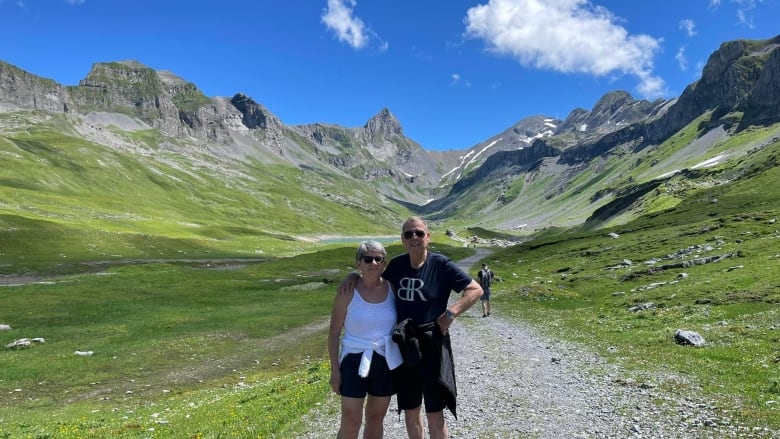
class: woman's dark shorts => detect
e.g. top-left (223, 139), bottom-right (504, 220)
top-left (339, 352), bottom-right (395, 398)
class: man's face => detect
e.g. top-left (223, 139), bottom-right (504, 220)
top-left (401, 220), bottom-right (429, 252)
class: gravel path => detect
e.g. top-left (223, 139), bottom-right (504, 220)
top-left (296, 309), bottom-right (776, 438)
top-left (294, 251), bottom-right (776, 438)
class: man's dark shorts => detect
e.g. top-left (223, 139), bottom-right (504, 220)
top-left (394, 329), bottom-right (447, 413)
top-left (339, 351), bottom-right (395, 398)
top-left (481, 287), bottom-right (491, 301)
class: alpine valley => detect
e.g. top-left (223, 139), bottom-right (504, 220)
top-left (2, 35), bottom-right (780, 437)
top-left (1, 34), bottom-right (779, 269)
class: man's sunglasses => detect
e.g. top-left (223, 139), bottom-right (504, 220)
top-left (403, 230), bottom-right (426, 239)
top-left (360, 256), bottom-right (385, 264)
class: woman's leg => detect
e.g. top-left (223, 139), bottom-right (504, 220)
top-left (338, 396), bottom-right (364, 439)
top-left (362, 395), bottom-right (391, 438)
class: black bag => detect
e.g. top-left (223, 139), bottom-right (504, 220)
top-left (479, 269), bottom-right (492, 287)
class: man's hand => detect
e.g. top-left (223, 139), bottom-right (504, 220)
top-left (438, 280), bottom-right (483, 334)
top-left (436, 309), bottom-right (455, 335)
top-left (337, 272), bottom-right (361, 297)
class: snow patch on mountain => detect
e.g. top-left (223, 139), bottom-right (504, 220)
top-left (440, 138), bottom-right (503, 182)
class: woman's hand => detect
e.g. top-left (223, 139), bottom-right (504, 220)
top-left (330, 369), bottom-right (341, 394)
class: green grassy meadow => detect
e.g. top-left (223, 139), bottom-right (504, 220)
top-left (0, 239), bottom-right (476, 438)
top-left (485, 139), bottom-right (780, 431)
top-left (0, 118), bottom-right (405, 274)
top-left (1, 110), bottom-right (779, 436)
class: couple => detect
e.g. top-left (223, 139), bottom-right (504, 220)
top-left (328, 216), bottom-right (484, 439)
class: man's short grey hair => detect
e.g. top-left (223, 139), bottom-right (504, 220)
top-left (402, 216), bottom-right (428, 232)
top-left (356, 240), bottom-right (387, 261)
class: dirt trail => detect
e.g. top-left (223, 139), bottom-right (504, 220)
top-left (452, 247), bottom-right (494, 272)
top-left (293, 250), bottom-right (767, 439)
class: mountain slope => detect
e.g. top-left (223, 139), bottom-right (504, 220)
top-left (0, 109), bottom-right (407, 272)
top-left (1, 35), bottom-right (780, 273)
top-left (420, 35), bottom-right (780, 232)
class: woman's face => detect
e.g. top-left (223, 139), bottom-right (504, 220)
top-left (358, 250), bottom-right (386, 275)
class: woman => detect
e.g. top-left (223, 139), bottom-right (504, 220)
top-left (328, 240), bottom-right (402, 439)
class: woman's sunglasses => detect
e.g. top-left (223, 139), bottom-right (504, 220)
top-left (360, 256), bottom-right (385, 264)
top-left (403, 230), bottom-right (426, 239)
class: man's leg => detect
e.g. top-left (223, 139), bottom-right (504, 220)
top-left (486, 299), bottom-right (491, 316)
top-left (426, 410), bottom-right (448, 439)
top-left (403, 406), bottom-right (424, 439)
top-left (481, 299), bottom-right (487, 317)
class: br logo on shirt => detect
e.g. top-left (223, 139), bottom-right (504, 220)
top-left (397, 277), bottom-right (427, 302)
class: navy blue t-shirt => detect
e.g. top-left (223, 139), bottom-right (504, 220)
top-left (383, 252), bottom-right (473, 324)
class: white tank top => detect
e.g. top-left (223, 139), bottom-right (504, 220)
top-left (343, 285), bottom-right (396, 343)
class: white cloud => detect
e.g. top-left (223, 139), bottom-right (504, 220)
top-left (66, 0), bottom-right (86, 4)
top-left (734, 0), bottom-right (761, 28)
top-left (321, 0), bottom-right (368, 48)
top-left (451, 73), bottom-right (472, 88)
top-left (635, 71), bottom-right (666, 97)
top-left (675, 47), bottom-right (688, 71)
top-left (679, 19), bottom-right (697, 36)
top-left (712, 0), bottom-right (765, 28)
top-left (321, 0), bottom-right (385, 51)
top-left (464, 0), bottom-right (666, 98)
top-left (12, 1), bottom-right (28, 12)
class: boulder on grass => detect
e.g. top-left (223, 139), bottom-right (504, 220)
top-left (674, 329), bottom-right (705, 347)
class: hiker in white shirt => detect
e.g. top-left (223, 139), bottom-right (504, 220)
top-left (328, 240), bottom-right (402, 439)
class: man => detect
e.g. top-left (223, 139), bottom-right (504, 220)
top-left (477, 263), bottom-right (495, 317)
top-left (339, 216), bottom-right (483, 439)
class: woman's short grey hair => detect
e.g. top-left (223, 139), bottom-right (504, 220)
top-left (356, 240), bottom-right (387, 261)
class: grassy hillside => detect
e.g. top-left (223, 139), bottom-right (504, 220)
top-left (485, 134), bottom-right (780, 430)
top-left (0, 240), bottom-right (472, 438)
top-left (0, 111), bottom-right (408, 273)
top-left (2, 101), bottom-right (780, 435)
top-left (441, 116), bottom-right (780, 237)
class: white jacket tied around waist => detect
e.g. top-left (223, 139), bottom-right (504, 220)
top-left (340, 333), bottom-right (403, 377)
top-left (339, 286), bottom-right (402, 377)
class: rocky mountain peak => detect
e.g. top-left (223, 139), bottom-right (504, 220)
top-left (645, 35), bottom-right (780, 142)
top-left (559, 90), bottom-right (668, 135)
top-left (230, 93), bottom-right (276, 130)
top-left (365, 107), bottom-right (403, 139)
top-left (0, 60), bottom-right (68, 112)
top-left (156, 69), bottom-right (189, 87)
top-left (741, 36), bottom-right (780, 126)
top-left (78, 60), bottom-right (158, 89)
top-left (591, 90), bottom-right (635, 115)
top-left (2, 35), bottom-right (779, 219)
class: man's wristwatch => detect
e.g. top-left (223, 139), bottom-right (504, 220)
top-left (445, 309), bottom-right (455, 320)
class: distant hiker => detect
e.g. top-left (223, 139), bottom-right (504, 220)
top-left (328, 240), bottom-right (402, 439)
top-left (339, 216), bottom-right (483, 439)
top-left (478, 263), bottom-right (495, 317)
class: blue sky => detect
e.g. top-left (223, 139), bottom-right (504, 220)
top-left (1, 0), bottom-right (778, 151)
